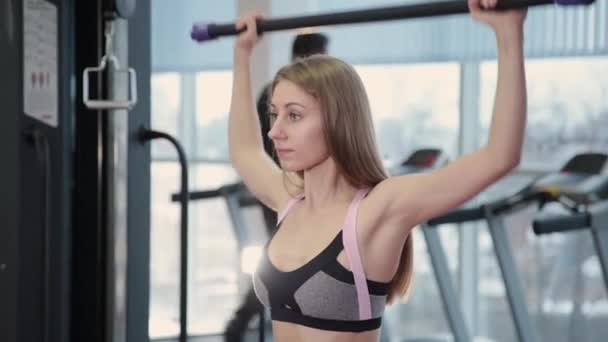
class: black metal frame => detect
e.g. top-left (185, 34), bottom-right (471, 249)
top-left (72, 1), bottom-right (151, 341)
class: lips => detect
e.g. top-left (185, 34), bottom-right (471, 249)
top-left (275, 148), bottom-right (294, 158)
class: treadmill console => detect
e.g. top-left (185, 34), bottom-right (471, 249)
top-left (389, 148), bottom-right (448, 176)
top-left (533, 153), bottom-right (608, 204)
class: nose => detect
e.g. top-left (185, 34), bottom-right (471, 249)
top-left (267, 117), bottom-right (285, 141)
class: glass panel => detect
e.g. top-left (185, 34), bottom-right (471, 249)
top-left (149, 161), bottom-right (182, 339)
top-left (195, 71), bottom-right (233, 161)
top-left (151, 73), bottom-right (181, 159)
top-left (152, 0), bottom-right (237, 71)
top-left (355, 63), bottom-right (460, 165)
top-left (480, 57), bottom-right (608, 170)
top-left (149, 161), bottom-right (241, 339)
top-left (188, 163), bottom-right (242, 335)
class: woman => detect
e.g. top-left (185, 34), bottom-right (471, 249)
top-left (227, 0), bottom-right (527, 341)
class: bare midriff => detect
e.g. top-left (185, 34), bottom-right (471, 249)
top-left (271, 321), bottom-right (381, 342)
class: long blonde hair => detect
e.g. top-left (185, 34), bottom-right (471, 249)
top-left (270, 55), bottom-right (414, 303)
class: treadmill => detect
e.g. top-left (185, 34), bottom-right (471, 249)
top-left (426, 152), bottom-right (608, 342)
top-left (532, 166), bottom-right (608, 287)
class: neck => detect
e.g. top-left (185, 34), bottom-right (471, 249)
top-left (301, 157), bottom-right (358, 211)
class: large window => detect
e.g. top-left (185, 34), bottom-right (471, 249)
top-left (149, 71), bottom-right (243, 339)
top-left (149, 73), bottom-right (184, 338)
top-left (356, 63), bottom-right (460, 164)
top-left (195, 71), bottom-right (233, 161)
top-left (151, 73), bottom-right (180, 160)
top-left (477, 57), bottom-right (608, 342)
top-left (480, 57), bottom-right (608, 170)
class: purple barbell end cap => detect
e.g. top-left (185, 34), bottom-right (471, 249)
top-left (191, 23), bottom-right (211, 42)
top-left (554, 0), bottom-right (595, 5)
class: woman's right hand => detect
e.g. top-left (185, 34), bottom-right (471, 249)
top-left (235, 13), bottom-right (263, 55)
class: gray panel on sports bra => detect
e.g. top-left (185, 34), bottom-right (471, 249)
top-left (294, 271), bottom-right (386, 321)
top-left (253, 274), bottom-right (270, 307)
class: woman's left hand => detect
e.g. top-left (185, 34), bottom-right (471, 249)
top-left (468, 0), bottom-right (527, 33)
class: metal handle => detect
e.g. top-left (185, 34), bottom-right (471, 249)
top-left (83, 56), bottom-right (138, 110)
top-left (427, 206), bottom-right (485, 226)
top-left (83, 19), bottom-right (138, 110)
top-left (533, 212), bottom-right (590, 235)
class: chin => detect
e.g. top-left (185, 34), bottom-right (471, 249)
top-left (279, 160), bottom-right (305, 173)
top-left (281, 165), bottom-right (304, 172)
top-left (280, 156), bottom-right (327, 173)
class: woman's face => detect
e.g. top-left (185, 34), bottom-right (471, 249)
top-left (268, 80), bottom-right (329, 172)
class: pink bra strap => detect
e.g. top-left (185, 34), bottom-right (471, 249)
top-left (276, 193), bottom-right (305, 226)
top-left (342, 188), bottom-right (372, 320)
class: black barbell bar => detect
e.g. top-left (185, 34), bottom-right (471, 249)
top-left (191, 0), bottom-right (595, 42)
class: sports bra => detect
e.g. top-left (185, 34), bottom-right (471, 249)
top-left (252, 188), bottom-right (390, 332)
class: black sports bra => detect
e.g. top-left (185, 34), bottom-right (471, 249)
top-left (252, 188), bottom-right (390, 332)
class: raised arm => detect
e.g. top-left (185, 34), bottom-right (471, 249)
top-left (374, 0), bottom-right (528, 227)
top-left (229, 14), bottom-right (289, 211)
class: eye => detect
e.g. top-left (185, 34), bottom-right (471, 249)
top-left (268, 112), bottom-right (278, 123)
top-left (288, 112), bottom-right (301, 121)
